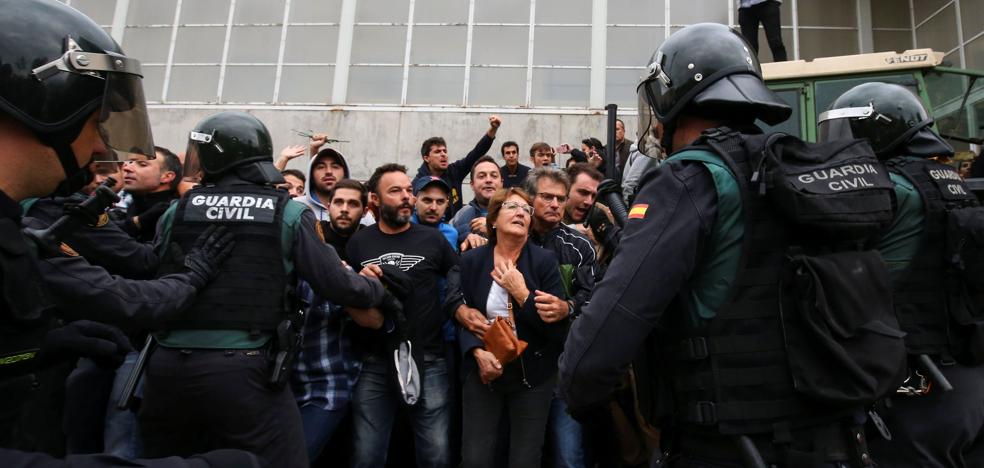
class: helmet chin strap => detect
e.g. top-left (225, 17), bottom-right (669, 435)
top-left (37, 125), bottom-right (93, 197)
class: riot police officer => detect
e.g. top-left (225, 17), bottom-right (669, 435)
top-left (137, 111), bottom-right (388, 468)
top-left (819, 82), bottom-right (984, 467)
top-left (0, 2), bottom-right (265, 466)
top-left (558, 23), bottom-right (902, 467)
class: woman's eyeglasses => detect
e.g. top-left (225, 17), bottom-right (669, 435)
top-left (501, 201), bottom-right (533, 216)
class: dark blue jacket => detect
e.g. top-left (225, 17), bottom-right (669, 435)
top-left (453, 242), bottom-right (567, 388)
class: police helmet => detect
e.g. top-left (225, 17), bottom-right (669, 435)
top-left (185, 111), bottom-right (280, 183)
top-left (0, 0), bottom-right (155, 195)
top-left (636, 23), bottom-right (791, 154)
top-left (818, 82), bottom-right (953, 159)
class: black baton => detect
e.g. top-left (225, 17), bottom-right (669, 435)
top-left (117, 335), bottom-right (155, 410)
top-left (917, 354), bottom-right (954, 392)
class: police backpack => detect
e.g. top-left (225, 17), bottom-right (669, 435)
top-left (690, 128), bottom-right (907, 410)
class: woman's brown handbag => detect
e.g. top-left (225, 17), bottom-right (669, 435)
top-left (482, 303), bottom-right (528, 364)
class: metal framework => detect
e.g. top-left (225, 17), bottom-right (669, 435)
top-left (62, 0), bottom-right (976, 111)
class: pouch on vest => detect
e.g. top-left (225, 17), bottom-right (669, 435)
top-left (752, 134), bottom-right (895, 243)
top-left (946, 206), bottom-right (984, 363)
top-left (780, 251), bottom-right (907, 405)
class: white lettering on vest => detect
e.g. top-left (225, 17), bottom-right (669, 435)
top-left (929, 169), bottom-right (962, 181)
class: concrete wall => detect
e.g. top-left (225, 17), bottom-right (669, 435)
top-left (149, 107), bottom-right (639, 185)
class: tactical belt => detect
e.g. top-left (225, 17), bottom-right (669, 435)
top-left (677, 421), bottom-right (870, 466)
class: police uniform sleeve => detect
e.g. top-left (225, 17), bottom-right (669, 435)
top-left (292, 209), bottom-right (385, 309)
top-left (557, 160), bottom-right (719, 410)
top-left (22, 217), bottom-right (199, 331)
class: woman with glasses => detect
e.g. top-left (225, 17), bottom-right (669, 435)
top-left (449, 187), bottom-right (568, 468)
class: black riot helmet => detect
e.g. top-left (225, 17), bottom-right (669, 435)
top-left (818, 82), bottom-right (953, 159)
top-left (185, 111), bottom-right (283, 185)
top-left (0, 0), bottom-right (155, 195)
top-left (636, 23), bottom-right (791, 154)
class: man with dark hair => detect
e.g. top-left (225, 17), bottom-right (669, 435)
top-left (300, 146), bottom-right (351, 222)
top-left (564, 163), bottom-right (603, 226)
top-left (116, 146), bottom-right (181, 242)
top-left (499, 140), bottom-right (529, 188)
top-left (530, 142), bottom-right (556, 168)
top-left (348, 164), bottom-right (459, 468)
top-left (451, 155), bottom-right (502, 246)
top-left (292, 177), bottom-right (370, 461)
top-left (280, 168), bottom-right (306, 198)
top-left (614, 118), bottom-right (634, 183)
top-left (416, 115), bottom-right (501, 221)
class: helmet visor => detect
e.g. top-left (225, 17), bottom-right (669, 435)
top-left (636, 83), bottom-right (664, 159)
top-left (183, 138), bottom-right (206, 183)
top-left (97, 72), bottom-right (155, 162)
top-left (817, 105), bottom-right (874, 143)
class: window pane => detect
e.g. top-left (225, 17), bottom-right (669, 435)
top-left (469, 67), bottom-right (526, 106)
top-left (73, 0), bottom-right (117, 24)
top-left (873, 30), bottom-right (913, 54)
top-left (606, 68), bottom-right (645, 109)
top-left (173, 27), bottom-right (225, 62)
top-left (222, 66), bottom-right (275, 102)
top-left (168, 65), bottom-right (219, 101)
top-left (472, 26), bottom-right (529, 65)
top-left (913, 0), bottom-right (949, 21)
top-left (798, 29), bottom-right (856, 61)
top-left (475, 0), bottom-right (529, 23)
top-left (128, 0), bottom-right (178, 24)
top-left (609, 0), bottom-right (664, 24)
top-left (407, 67), bottom-right (464, 105)
top-left (289, 0), bottom-right (342, 23)
top-left (536, 0), bottom-right (590, 23)
top-left (968, 34), bottom-right (984, 70)
top-left (871, 0), bottom-right (911, 29)
top-left (758, 88), bottom-right (802, 138)
top-left (234, 0), bottom-right (285, 24)
top-left (670, 0), bottom-right (727, 25)
top-left (348, 66), bottom-right (402, 103)
top-left (285, 26), bottom-right (339, 63)
top-left (411, 26), bottom-right (466, 63)
top-left (122, 27), bottom-right (172, 63)
top-left (963, 0), bottom-right (984, 39)
top-left (607, 27), bottom-right (664, 67)
top-left (352, 26), bottom-right (407, 63)
top-left (278, 65), bottom-right (333, 103)
top-left (533, 27), bottom-right (590, 66)
top-left (414, 0), bottom-right (469, 23)
top-left (797, 0), bottom-right (855, 27)
top-left (141, 65), bottom-right (166, 102)
top-left (532, 68), bottom-right (589, 107)
top-left (178, 0), bottom-right (228, 24)
top-left (228, 26), bottom-right (281, 62)
top-left (356, 0), bottom-right (409, 23)
top-left (916, 5), bottom-right (959, 54)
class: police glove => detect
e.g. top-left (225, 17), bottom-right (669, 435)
top-left (39, 320), bottom-right (134, 369)
top-left (180, 225), bottom-right (236, 289)
top-left (586, 205), bottom-right (614, 242)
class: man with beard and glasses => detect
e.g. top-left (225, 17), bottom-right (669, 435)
top-left (451, 156), bottom-right (503, 248)
top-left (346, 164), bottom-right (460, 468)
top-left (292, 178), bottom-right (371, 462)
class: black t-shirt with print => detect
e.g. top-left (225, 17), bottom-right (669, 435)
top-left (347, 223), bottom-right (458, 355)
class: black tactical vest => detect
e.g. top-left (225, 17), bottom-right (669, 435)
top-left (665, 130), bottom-right (899, 437)
top-left (161, 184), bottom-right (289, 332)
top-left (885, 157), bottom-right (979, 360)
top-left (0, 218), bottom-right (54, 377)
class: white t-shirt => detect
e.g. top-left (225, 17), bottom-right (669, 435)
top-left (486, 282), bottom-right (511, 321)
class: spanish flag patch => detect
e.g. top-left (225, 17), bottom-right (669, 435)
top-left (628, 204), bottom-right (648, 219)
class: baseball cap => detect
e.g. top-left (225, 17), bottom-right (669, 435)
top-left (412, 175), bottom-right (451, 196)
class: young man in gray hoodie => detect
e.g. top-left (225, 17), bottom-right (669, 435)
top-left (298, 147), bottom-right (351, 222)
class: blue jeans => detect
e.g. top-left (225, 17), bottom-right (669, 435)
top-left (104, 351), bottom-right (143, 458)
top-left (549, 396), bottom-right (586, 468)
top-left (351, 354), bottom-right (450, 468)
top-left (299, 405), bottom-right (348, 461)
